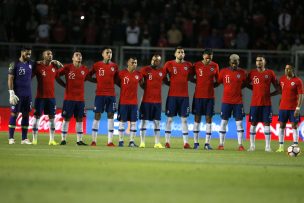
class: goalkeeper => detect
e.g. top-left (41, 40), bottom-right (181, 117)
top-left (7, 47), bottom-right (35, 145)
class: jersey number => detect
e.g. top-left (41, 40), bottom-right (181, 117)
top-left (253, 76), bottom-right (259, 84)
top-left (99, 69), bottom-right (105, 76)
top-left (18, 68), bottom-right (25, 75)
top-left (123, 77), bottom-right (129, 84)
top-left (69, 72), bottom-right (75, 79)
top-left (198, 69), bottom-right (203, 76)
top-left (173, 67), bottom-right (177, 75)
top-left (225, 75), bottom-right (230, 83)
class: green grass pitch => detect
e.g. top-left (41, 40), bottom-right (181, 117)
top-left (0, 132), bottom-right (303, 203)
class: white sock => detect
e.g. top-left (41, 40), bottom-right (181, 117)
top-left (92, 119), bottom-right (99, 142)
top-left (154, 120), bottom-right (160, 144)
top-left (193, 122), bottom-right (199, 143)
top-left (118, 122), bottom-right (125, 142)
top-left (61, 120), bottom-right (69, 141)
top-left (165, 117), bottom-right (172, 143)
top-left (181, 117), bottom-right (188, 144)
top-left (76, 122), bottom-right (83, 142)
top-left (49, 118), bottom-right (55, 141)
top-left (108, 118), bottom-right (114, 143)
top-left (140, 120), bottom-right (147, 144)
top-left (293, 128), bottom-right (299, 144)
top-left (219, 120), bottom-right (228, 146)
top-left (205, 123), bottom-right (212, 144)
top-left (249, 125), bottom-right (256, 147)
top-left (264, 125), bottom-right (271, 149)
top-left (130, 122), bottom-right (136, 142)
top-left (32, 117), bottom-right (40, 140)
top-left (236, 120), bottom-right (244, 145)
top-left (278, 128), bottom-right (284, 146)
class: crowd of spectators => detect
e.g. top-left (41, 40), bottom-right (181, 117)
top-left (0, 0), bottom-right (304, 51)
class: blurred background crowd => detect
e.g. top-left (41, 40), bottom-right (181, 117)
top-left (0, 0), bottom-right (304, 52)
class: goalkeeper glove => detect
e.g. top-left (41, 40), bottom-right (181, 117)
top-left (9, 90), bottom-right (19, 105)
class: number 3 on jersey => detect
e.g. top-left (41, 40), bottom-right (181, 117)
top-left (99, 69), bottom-right (105, 76)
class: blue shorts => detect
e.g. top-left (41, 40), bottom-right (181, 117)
top-left (221, 103), bottom-right (244, 120)
top-left (139, 102), bottom-right (162, 121)
top-left (166, 96), bottom-right (189, 117)
top-left (278, 110), bottom-right (300, 123)
top-left (192, 98), bottom-right (214, 116)
top-left (11, 96), bottom-right (32, 114)
top-left (94, 96), bottom-right (116, 113)
top-left (249, 106), bottom-right (272, 123)
top-left (34, 98), bottom-right (56, 116)
top-left (62, 100), bottom-right (85, 119)
top-left (117, 104), bottom-right (138, 122)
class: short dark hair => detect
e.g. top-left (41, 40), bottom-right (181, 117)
top-left (21, 46), bottom-right (32, 51)
top-left (174, 46), bottom-right (184, 52)
top-left (203, 48), bottom-right (213, 55)
top-left (128, 56), bottom-right (137, 60)
top-left (286, 63), bottom-right (295, 68)
top-left (101, 47), bottom-right (111, 53)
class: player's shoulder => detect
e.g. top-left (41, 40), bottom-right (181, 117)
top-left (294, 76), bottom-right (303, 83)
top-left (210, 61), bottom-right (219, 67)
top-left (183, 60), bottom-right (192, 66)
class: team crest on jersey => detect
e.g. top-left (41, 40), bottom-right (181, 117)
top-left (159, 72), bottom-right (163, 77)
top-left (265, 75), bottom-right (269, 79)
top-left (111, 67), bottom-right (114, 71)
top-left (81, 71), bottom-right (85, 75)
top-left (29, 65), bottom-right (32, 69)
top-left (135, 75), bottom-right (139, 80)
top-left (52, 68), bottom-right (55, 72)
top-left (237, 74), bottom-right (240, 78)
top-left (210, 67), bottom-right (214, 72)
top-left (291, 82), bottom-right (295, 86)
top-left (184, 67), bottom-right (188, 70)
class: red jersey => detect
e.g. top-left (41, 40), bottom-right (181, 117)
top-left (193, 61), bottom-right (219, 98)
top-left (218, 67), bottom-right (247, 104)
top-left (57, 64), bottom-right (89, 101)
top-left (279, 75), bottom-right (303, 110)
top-left (34, 63), bottom-right (57, 98)
top-left (248, 69), bottom-right (277, 106)
top-left (164, 60), bottom-right (192, 97)
top-left (89, 61), bottom-right (118, 96)
top-left (140, 66), bottom-right (165, 103)
top-left (118, 69), bottom-right (143, 105)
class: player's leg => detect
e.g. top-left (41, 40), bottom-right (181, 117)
top-left (291, 110), bottom-right (300, 145)
top-left (139, 103), bottom-right (148, 148)
top-left (233, 104), bottom-right (245, 151)
top-left (248, 106), bottom-right (259, 151)
top-left (106, 96), bottom-right (116, 146)
top-left (8, 100), bottom-right (20, 144)
top-left (192, 98), bottom-right (201, 149)
top-left (117, 104), bottom-right (126, 147)
top-left (165, 96), bottom-right (177, 148)
top-left (128, 105), bottom-right (138, 147)
top-left (32, 98), bottom-right (43, 144)
top-left (20, 96), bottom-right (32, 144)
top-left (152, 103), bottom-right (164, 148)
top-left (263, 106), bottom-right (273, 152)
top-left (179, 97), bottom-right (190, 149)
top-left (218, 103), bottom-right (231, 150)
top-left (45, 98), bottom-right (57, 145)
top-left (60, 100), bottom-right (73, 145)
top-left (91, 96), bottom-right (103, 146)
top-left (75, 101), bottom-right (87, 146)
top-left (204, 99), bottom-right (215, 150)
top-left (277, 110), bottom-right (287, 152)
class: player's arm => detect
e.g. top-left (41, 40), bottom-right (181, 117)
top-left (51, 60), bottom-right (64, 68)
top-left (85, 74), bottom-right (97, 83)
top-left (270, 78), bottom-right (280, 96)
top-left (294, 94), bottom-right (303, 117)
top-left (55, 65), bottom-right (66, 88)
top-left (8, 62), bottom-right (19, 105)
top-left (114, 72), bottom-right (121, 88)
